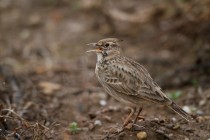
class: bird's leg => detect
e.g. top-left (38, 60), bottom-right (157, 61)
top-left (102, 107), bottom-right (136, 140)
top-left (102, 107), bottom-right (144, 139)
top-left (133, 107), bottom-right (143, 124)
top-left (123, 107), bottom-right (136, 127)
top-left (130, 107), bottom-right (145, 131)
top-left (102, 107), bottom-right (135, 140)
top-left (102, 128), bottom-right (125, 140)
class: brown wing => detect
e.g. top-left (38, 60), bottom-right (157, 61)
top-left (99, 57), bottom-right (170, 104)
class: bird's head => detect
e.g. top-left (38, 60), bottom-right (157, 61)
top-left (87, 38), bottom-right (123, 61)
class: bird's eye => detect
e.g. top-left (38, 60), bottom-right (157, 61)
top-left (105, 43), bottom-right (109, 47)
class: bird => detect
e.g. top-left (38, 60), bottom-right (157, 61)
top-left (86, 38), bottom-right (193, 127)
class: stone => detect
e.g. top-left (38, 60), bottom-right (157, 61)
top-left (137, 131), bottom-right (147, 140)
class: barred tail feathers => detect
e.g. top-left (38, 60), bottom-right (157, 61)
top-left (168, 102), bottom-right (194, 121)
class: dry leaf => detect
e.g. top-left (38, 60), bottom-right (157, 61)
top-left (38, 81), bottom-right (61, 95)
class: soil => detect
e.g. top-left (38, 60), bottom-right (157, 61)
top-left (0, 0), bottom-right (210, 140)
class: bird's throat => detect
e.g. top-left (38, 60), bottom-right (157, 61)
top-left (96, 52), bottom-right (120, 63)
top-left (96, 53), bottom-right (103, 62)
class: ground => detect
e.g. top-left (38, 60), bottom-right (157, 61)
top-left (0, 0), bottom-right (210, 140)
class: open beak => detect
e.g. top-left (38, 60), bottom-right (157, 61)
top-left (86, 43), bottom-right (102, 53)
top-left (86, 43), bottom-right (97, 46)
top-left (86, 49), bottom-right (102, 53)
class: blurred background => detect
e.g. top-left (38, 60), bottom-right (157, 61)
top-left (0, 0), bottom-right (210, 139)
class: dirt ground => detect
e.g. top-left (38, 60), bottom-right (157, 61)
top-left (0, 0), bottom-right (210, 140)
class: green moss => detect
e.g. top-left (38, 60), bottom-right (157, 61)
top-left (167, 91), bottom-right (182, 100)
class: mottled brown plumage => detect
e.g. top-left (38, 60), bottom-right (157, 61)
top-left (87, 38), bottom-right (193, 122)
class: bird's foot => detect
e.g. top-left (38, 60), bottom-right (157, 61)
top-left (102, 123), bottom-right (145, 140)
top-left (124, 122), bottom-right (145, 131)
top-left (137, 115), bottom-right (145, 121)
top-left (102, 127), bottom-right (125, 140)
top-left (123, 115), bottom-right (145, 130)
top-left (102, 116), bottom-right (145, 140)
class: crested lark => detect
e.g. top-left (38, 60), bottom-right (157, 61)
top-left (87, 38), bottom-right (193, 126)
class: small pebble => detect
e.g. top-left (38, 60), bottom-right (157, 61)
top-left (94, 120), bottom-right (102, 126)
top-left (171, 117), bottom-right (177, 122)
top-left (182, 106), bottom-right (191, 114)
top-left (153, 117), bottom-right (159, 121)
top-left (172, 123), bottom-right (180, 129)
top-left (99, 100), bottom-right (107, 106)
top-left (137, 131), bottom-right (147, 140)
top-left (168, 133), bottom-right (173, 137)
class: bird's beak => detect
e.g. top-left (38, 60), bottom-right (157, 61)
top-left (86, 43), bottom-right (102, 53)
top-left (86, 43), bottom-right (97, 46)
top-left (86, 48), bottom-right (102, 53)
